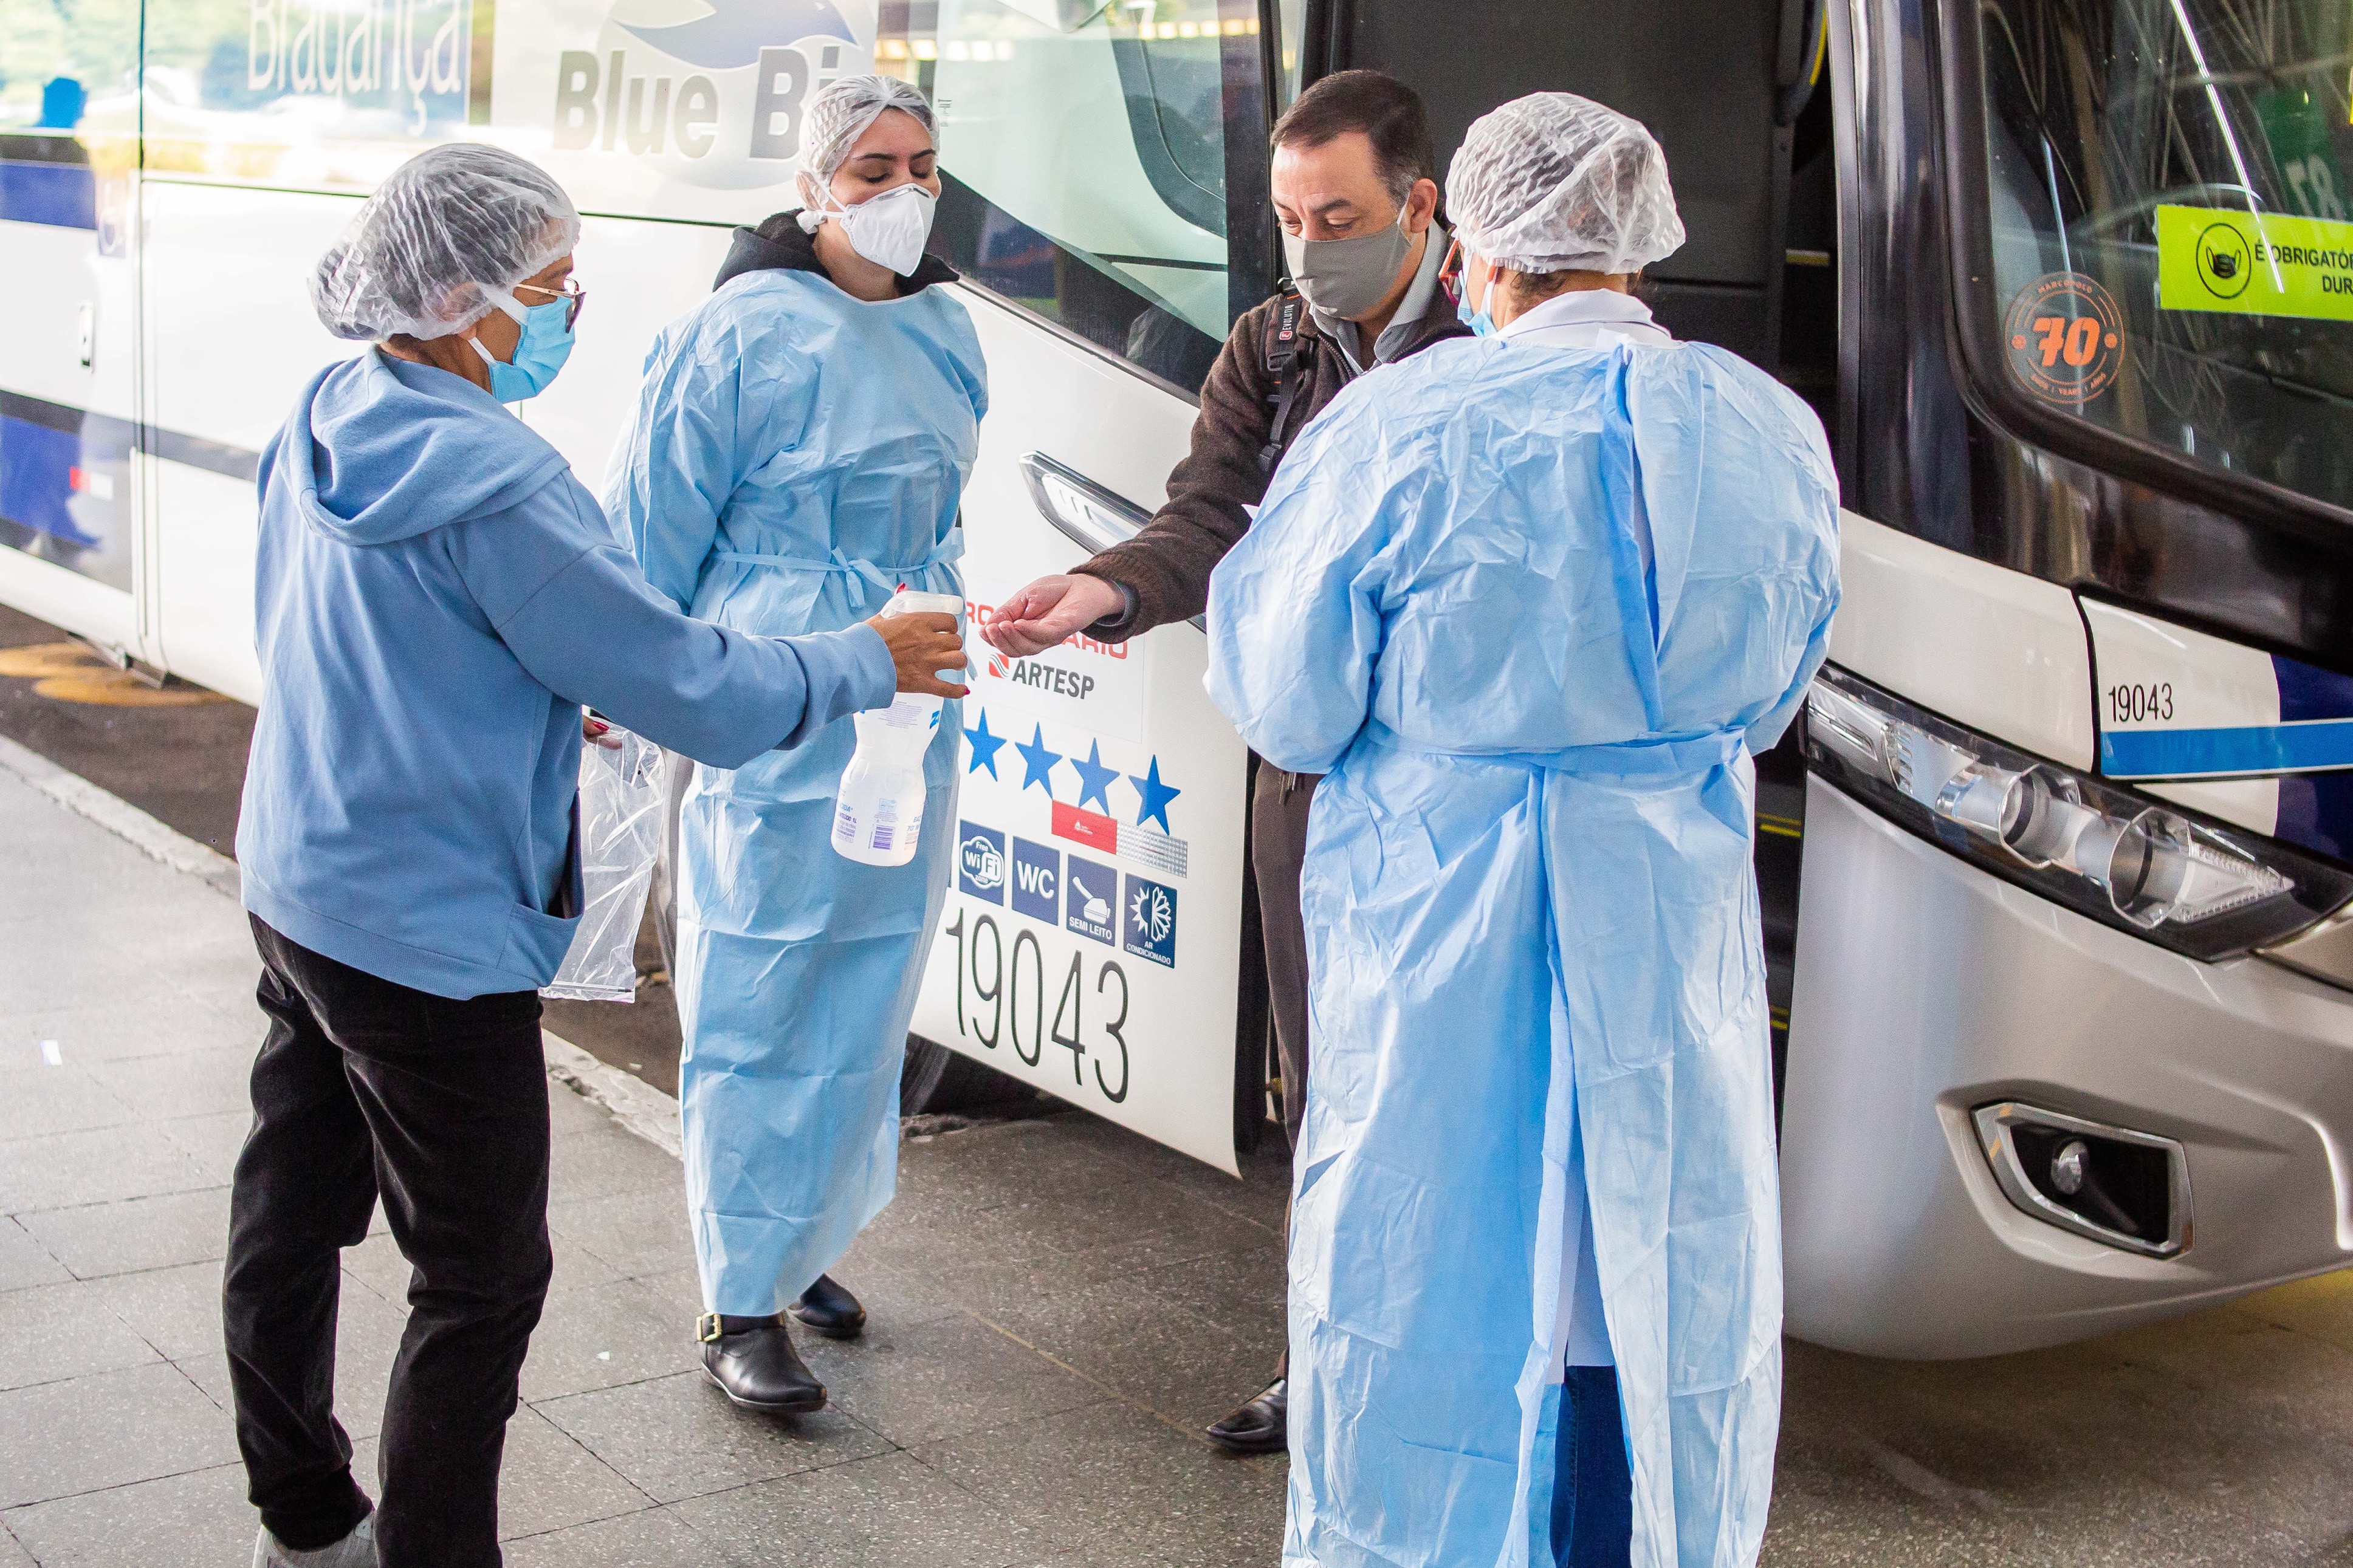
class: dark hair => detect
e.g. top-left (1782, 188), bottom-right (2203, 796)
top-left (1270, 70), bottom-right (1437, 207)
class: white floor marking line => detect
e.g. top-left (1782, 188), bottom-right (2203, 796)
top-left (544, 1030), bottom-right (682, 1159)
top-left (0, 732), bottom-right (689, 1160)
top-left (0, 732), bottom-right (241, 899)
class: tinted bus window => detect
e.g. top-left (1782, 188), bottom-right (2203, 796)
top-left (1974, 0), bottom-right (2353, 516)
top-left (882, 0), bottom-right (1269, 394)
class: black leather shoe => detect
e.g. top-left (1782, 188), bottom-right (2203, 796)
top-left (1204, 1376), bottom-right (1288, 1454)
top-left (699, 1313), bottom-right (826, 1414)
top-left (788, 1273), bottom-right (868, 1340)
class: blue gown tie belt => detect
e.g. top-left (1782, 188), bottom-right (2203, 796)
top-left (713, 527), bottom-right (964, 608)
top-left (1359, 724), bottom-right (1747, 782)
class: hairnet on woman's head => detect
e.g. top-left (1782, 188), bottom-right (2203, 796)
top-left (310, 143), bottom-right (580, 341)
top-left (794, 74), bottom-right (936, 210)
top-left (1445, 92), bottom-right (1685, 275)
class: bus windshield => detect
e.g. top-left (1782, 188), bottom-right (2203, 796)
top-left (1973, 0), bottom-right (2353, 515)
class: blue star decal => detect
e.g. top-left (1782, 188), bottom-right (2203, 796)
top-left (1015, 722), bottom-right (1064, 796)
top-left (1125, 756), bottom-right (1183, 833)
top-left (1070, 741), bottom-right (1120, 815)
top-left (963, 710), bottom-right (1006, 779)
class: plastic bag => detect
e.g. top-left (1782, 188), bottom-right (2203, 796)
top-left (543, 724), bottom-right (667, 1003)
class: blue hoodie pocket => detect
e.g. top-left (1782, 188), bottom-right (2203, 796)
top-left (501, 900), bottom-right (581, 987)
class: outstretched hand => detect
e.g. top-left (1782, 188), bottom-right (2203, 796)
top-left (868, 611), bottom-right (969, 700)
top-left (980, 573), bottom-right (1125, 659)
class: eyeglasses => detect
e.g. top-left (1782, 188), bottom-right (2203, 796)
top-left (1437, 239), bottom-right (1463, 300)
top-left (516, 280), bottom-right (587, 332)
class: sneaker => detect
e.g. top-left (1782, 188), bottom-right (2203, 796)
top-left (253, 1511), bottom-right (376, 1567)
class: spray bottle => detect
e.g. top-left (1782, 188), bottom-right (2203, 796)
top-left (831, 589), bottom-right (964, 866)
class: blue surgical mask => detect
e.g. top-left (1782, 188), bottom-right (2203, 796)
top-left (1455, 252), bottom-right (1498, 338)
top-left (469, 289), bottom-right (576, 402)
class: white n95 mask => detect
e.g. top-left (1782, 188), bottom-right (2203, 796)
top-left (828, 183), bottom-right (937, 277)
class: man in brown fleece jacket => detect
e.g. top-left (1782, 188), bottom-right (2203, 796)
top-left (980, 69), bottom-right (1469, 1456)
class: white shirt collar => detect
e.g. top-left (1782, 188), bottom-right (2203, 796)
top-left (1496, 287), bottom-right (1672, 348)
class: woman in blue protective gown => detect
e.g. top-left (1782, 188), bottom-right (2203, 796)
top-left (1207, 95), bottom-right (1841, 1567)
top-left (604, 75), bottom-right (986, 1413)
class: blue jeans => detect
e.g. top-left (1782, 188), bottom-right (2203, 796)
top-left (1550, 1366), bottom-right (1634, 1567)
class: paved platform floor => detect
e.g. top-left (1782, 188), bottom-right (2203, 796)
top-left (5, 743), bottom-right (2353, 1566)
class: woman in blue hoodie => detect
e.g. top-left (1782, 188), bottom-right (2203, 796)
top-left (224, 143), bottom-right (966, 1568)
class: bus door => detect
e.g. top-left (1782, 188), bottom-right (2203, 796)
top-left (894, 1), bottom-right (1282, 1176)
top-left (0, 9), bottom-right (142, 659)
top-left (1313, 0), bottom-right (1826, 367)
top-left (1311, 0), bottom-right (1835, 1079)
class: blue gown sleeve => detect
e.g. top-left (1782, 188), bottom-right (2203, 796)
top-left (602, 303), bottom-right (805, 612)
top-left (1205, 398), bottom-right (1404, 773)
top-left (1744, 434), bottom-right (1843, 755)
top-left (449, 475), bottom-right (892, 767)
top-left (1745, 600), bottom-right (1833, 755)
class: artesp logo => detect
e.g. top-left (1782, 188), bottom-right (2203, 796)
top-left (549, 0), bottom-right (870, 190)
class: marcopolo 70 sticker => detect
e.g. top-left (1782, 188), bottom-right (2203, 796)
top-left (2003, 271), bottom-right (2125, 405)
top-left (2157, 204), bottom-right (2353, 321)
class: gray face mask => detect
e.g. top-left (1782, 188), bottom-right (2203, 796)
top-left (1282, 210), bottom-right (1414, 320)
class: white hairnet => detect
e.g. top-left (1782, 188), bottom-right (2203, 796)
top-left (311, 143), bottom-right (580, 341)
top-left (794, 74), bottom-right (936, 210)
top-left (1445, 92), bottom-right (1685, 275)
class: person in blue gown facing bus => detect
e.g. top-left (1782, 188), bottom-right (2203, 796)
top-left (1207, 94), bottom-right (1841, 1567)
top-left (605, 75), bottom-right (988, 1414)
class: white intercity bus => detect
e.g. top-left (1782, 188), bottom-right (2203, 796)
top-left (4, 0), bottom-right (2349, 1356)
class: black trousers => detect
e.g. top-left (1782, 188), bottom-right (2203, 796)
top-left (224, 916), bottom-right (554, 1567)
top-left (1251, 764), bottom-right (1319, 1382)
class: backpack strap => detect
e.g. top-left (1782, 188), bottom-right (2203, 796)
top-left (1257, 286), bottom-right (1310, 474)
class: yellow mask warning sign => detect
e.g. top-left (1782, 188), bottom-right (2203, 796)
top-left (2157, 204), bottom-right (2353, 320)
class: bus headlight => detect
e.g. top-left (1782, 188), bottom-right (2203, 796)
top-left (1804, 665), bottom-right (2352, 959)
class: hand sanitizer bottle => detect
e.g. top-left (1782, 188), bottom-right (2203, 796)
top-left (832, 589), bottom-right (964, 866)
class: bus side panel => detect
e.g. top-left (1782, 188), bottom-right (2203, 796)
top-left (514, 215), bottom-right (736, 493)
top-left (1830, 510), bottom-right (2094, 767)
top-left (909, 287), bottom-right (1248, 1177)
top-left (0, 193), bottom-right (140, 651)
top-left (140, 181), bottom-right (360, 705)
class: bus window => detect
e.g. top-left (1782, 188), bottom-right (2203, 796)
top-left (878, 0), bottom-right (1271, 394)
top-left (2, 0), bottom-right (138, 593)
top-left (1274, 0), bottom-right (1306, 108)
top-left (1971, 0), bottom-right (2353, 516)
top-left (129, 0), bottom-right (480, 188)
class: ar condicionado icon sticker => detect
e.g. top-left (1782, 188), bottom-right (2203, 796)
top-left (2004, 272), bottom-right (2125, 405)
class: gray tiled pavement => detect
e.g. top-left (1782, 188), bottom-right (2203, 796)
top-left (13, 743), bottom-right (2353, 1567)
top-left (0, 764), bottom-right (1291, 1565)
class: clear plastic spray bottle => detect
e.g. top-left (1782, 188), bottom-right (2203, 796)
top-left (831, 589), bottom-right (964, 866)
